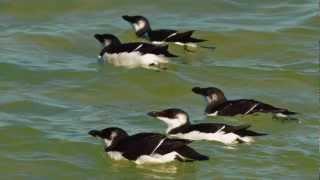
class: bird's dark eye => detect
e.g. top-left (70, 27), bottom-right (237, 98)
top-left (149, 63), bottom-right (156, 66)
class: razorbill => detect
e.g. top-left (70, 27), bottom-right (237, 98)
top-left (148, 108), bottom-right (267, 145)
top-left (94, 34), bottom-right (178, 70)
top-left (192, 87), bottom-right (297, 118)
top-left (89, 127), bottom-right (209, 164)
top-left (122, 15), bottom-right (213, 50)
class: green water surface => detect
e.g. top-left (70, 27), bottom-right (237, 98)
top-left (0, 0), bottom-right (319, 179)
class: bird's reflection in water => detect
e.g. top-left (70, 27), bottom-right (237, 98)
top-left (137, 162), bottom-right (197, 179)
top-left (137, 163), bottom-right (178, 174)
top-left (101, 152), bottom-right (197, 179)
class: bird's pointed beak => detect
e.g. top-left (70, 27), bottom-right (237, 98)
top-left (88, 130), bottom-right (101, 137)
top-left (192, 87), bottom-right (204, 95)
top-left (94, 34), bottom-right (104, 44)
top-left (122, 15), bottom-right (135, 23)
top-left (147, 111), bottom-right (159, 118)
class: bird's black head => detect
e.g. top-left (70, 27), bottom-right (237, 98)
top-left (122, 15), bottom-right (151, 37)
top-left (88, 127), bottom-right (128, 148)
top-left (148, 108), bottom-right (190, 133)
top-left (94, 34), bottom-right (122, 47)
top-left (192, 86), bottom-right (227, 104)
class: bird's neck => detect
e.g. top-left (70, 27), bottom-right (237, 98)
top-left (104, 135), bottom-right (128, 152)
top-left (111, 40), bottom-right (122, 47)
top-left (205, 97), bottom-right (226, 112)
top-left (136, 26), bottom-right (151, 38)
top-left (168, 122), bottom-right (190, 134)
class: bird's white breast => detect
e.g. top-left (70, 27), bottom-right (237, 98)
top-left (135, 152), bottom-right (182, 165)
top-left (107, 151), bottom-right (125, 160)
top-left (102, 52), bottom-right (169, 70)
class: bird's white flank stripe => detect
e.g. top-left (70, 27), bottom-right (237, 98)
top-left (165, 32), bottom-right (177, 40)
top-left (207, 111), bottom-right (218, 116)
top-left (275, 113), bottom-right (288, 118)
top-left (133, 44), bottom-right (143, 51)
top-left (151, 138), bottom-right (166, 154)
top-left (217, 125), bottom-right (225, 133)
top-left (244, 103), bottom-right (259, 115)
top-left (168, 125), bottom-right (254, 144)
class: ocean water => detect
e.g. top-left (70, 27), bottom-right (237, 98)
top-left (0, 0), bottom-right (319, 179)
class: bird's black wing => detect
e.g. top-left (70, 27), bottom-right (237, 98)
top-left (114, 133), bottom-right (165, 160)
top-left (105, 43), bottom-right (146, 54)
top-left (135, 43), bottom-right (178, 57)
top-left (150, 30), bottom-right (206, 43)
top-left (216, 99), bottom-right (296, 116)
top-left (187, 123), bottom-right (250, 134)
top-left (166, 30), bottom-right (205, 43)
top-left (213, 99), bottom-right (260, 116)
top-left (148, 29), bottom-right (178, 41)
top-left (154, 138), bottom-right (191, 155)
top-left (107, 43), bottom-right (178, 57)
top-left (253, 101), bottom-right (296, 115)
top-left (151, 138), bottom-right (208, 161)
top-left (157, 138), bottom-right (209, 161)
top-left (187, 123), bottom-right (229, 134)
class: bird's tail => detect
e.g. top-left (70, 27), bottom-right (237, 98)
top-left (277, 109), bottom-right (297, 115)
top-left (175, 146), bottom-right (209, 161)
top-left (188, 37), bottom-right (207, 43)
top-left (234, 125), bottom-right (268, 137)
top-left (272, 109), bottom-right (298, 119)
top-left (171, 30), bottom-right (206, 43)
top-left (199, 45), bottom-right (216, 51)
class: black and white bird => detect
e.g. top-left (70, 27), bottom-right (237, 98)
top-left (192, 87), bottom-right (297, 118)
top-left (148, 108), bottom-right (267, 145)
top-left (94, 34), bottom-right (178, 70)
top-left (122, 15), bottom-right (211, 50)
top-left (89, 127), bottom-right (209, 164)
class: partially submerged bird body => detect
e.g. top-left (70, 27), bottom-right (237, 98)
top-left (148, 108), bottom-right (267, 145)
top-left (100, 46), bottom-right (170, 70)
top-left (89, 127), bottom-right (208, 164)
top-left (205, 99), bottom-right (296, 117)
top-left (147, 29), bottom-right (205, 47)
top-left (192, 87), bottom-right (296, 118)
top-left (122, 15), bottom-right (207, 50)
top-left (167, 123), bottom-right (265, 144)
top-left (94, 34), bottom-right (177, 70)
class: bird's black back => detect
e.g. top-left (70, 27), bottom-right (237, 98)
top-left (101, 42), bottom-right (177, 57)
top-left (208, 99), bottom-right (295, 116)
top-left (149, 30), bottom-right (206, 43)
top-left (169, 122), bottom-right (254, 135)
top-left (148, 29), bottom-right (177, 41)
top-left (111, 133), bottom-right (190, 160)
